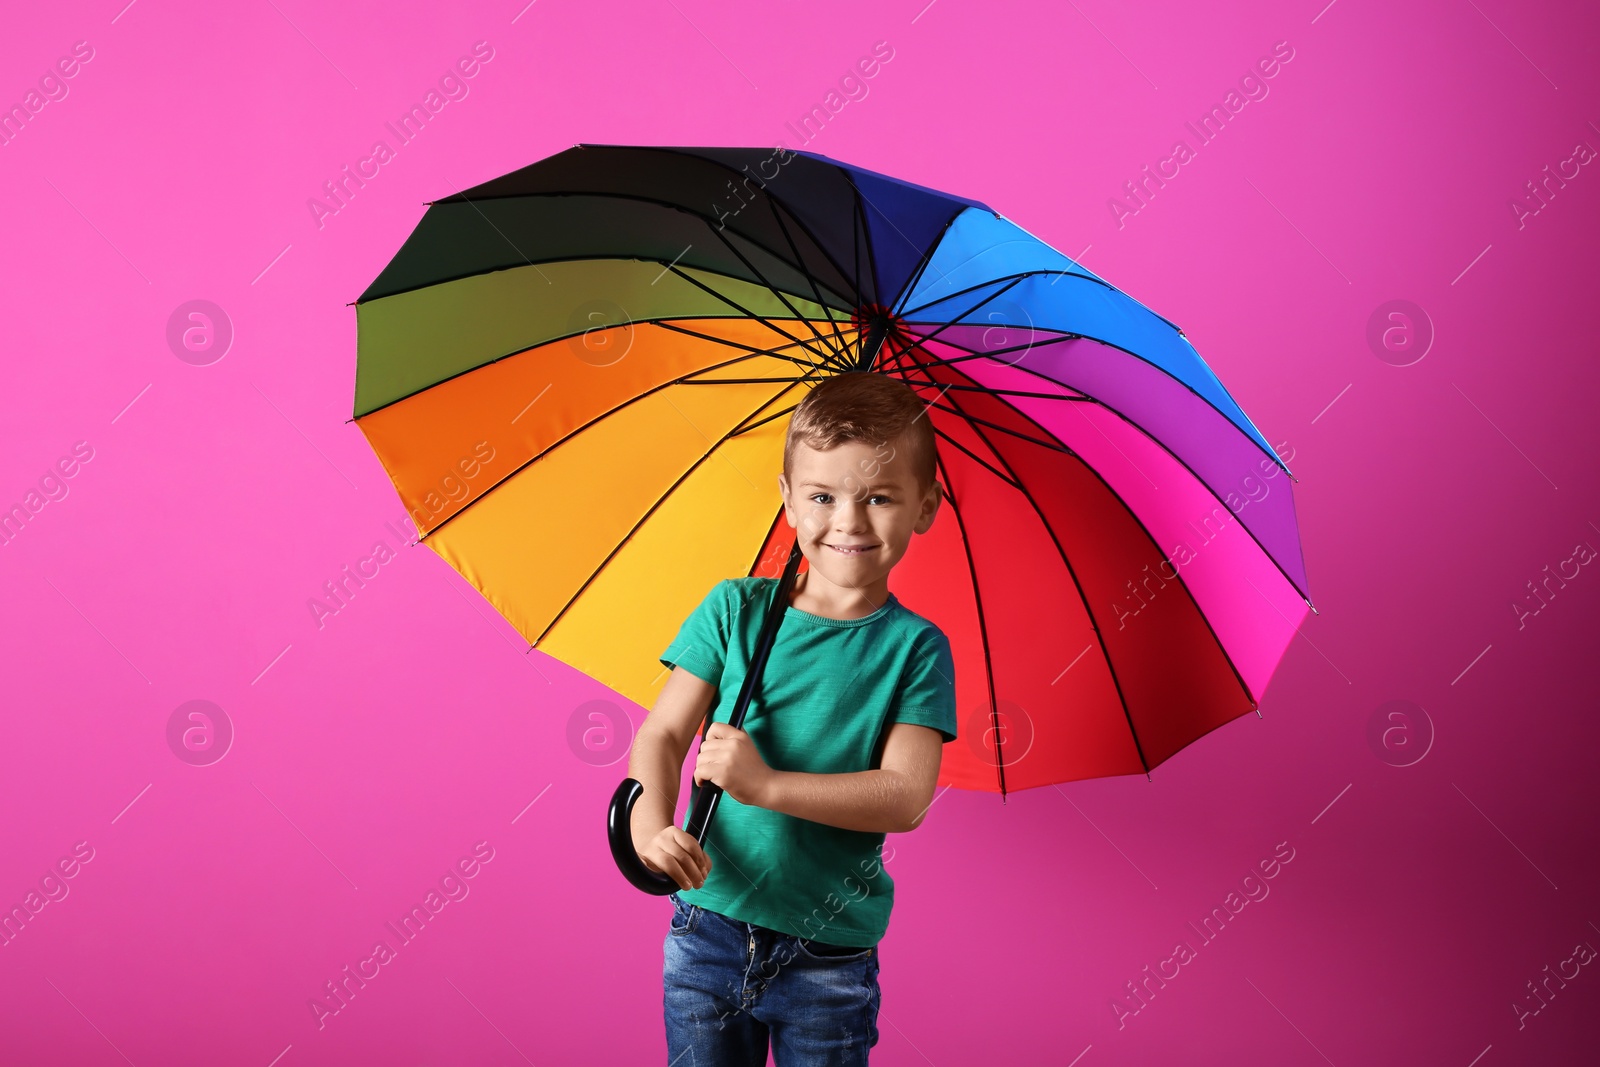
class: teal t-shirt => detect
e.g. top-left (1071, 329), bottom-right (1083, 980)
top-left (659, 576), bottom-right (957, 945)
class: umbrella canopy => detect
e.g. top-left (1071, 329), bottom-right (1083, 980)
top-left (352, 143), bottom-right (1311, 796)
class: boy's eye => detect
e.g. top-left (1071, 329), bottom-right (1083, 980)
top-left (808, 493), bottom-right (892, 505)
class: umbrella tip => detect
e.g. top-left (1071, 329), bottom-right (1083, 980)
top-left (1307, 599), bottom-right (1320, 616)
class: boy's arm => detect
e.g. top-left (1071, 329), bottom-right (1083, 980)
top-left (759, 722), bottom-right (946, 834)
top-left (627, 666), bottom-right (718, 887)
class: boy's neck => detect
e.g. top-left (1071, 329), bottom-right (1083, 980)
top-left (787, 568), bottom-right (892, 621)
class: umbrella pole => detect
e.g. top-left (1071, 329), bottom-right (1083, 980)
top-left (607, 537), bottom-right (805, 895)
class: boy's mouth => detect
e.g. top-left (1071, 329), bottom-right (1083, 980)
top-left (825, 542), bottom-right (877, 556)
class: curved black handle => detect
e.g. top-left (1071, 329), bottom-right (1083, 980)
top-left (607, 777), bottom-right (680, 895)
top-left (607, 539), bottom-right (805, 894)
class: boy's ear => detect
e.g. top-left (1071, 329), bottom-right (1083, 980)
top-left (914, 480), bottom-right (943, 534)
top-left (777, 473), bottom-right (795, 526)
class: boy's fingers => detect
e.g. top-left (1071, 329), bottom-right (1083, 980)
top-left (670, 831), bottom-right (711, 885)
top-left (651, 844), bottom-right (690, 890)
top-left (685, 840), bottom-right (711, 880)
top-left (638, 831), bottom-right (699, 890)
top-left (661, 840), bottom-right (705, 890)
top-left (666, 858), bottom-right (695, 891)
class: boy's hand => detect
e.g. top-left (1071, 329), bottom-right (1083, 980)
top-left (636, 826), bottom-right (711, 891)
top-left (694, 723), bottom-right (775, 808)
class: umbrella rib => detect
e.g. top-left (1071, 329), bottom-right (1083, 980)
top-left (887, 207), bottom-right (963, 316)
top-left (853, 194), bottom-right (866, 321)
top-left (530, 362), bottom-right (840, 646)
top-left (663, 263), bottom-right (846, 374)
top-left (921, 434), bottom-right (1010, 796)
top-left (898, 267), bottom-right (1175, 329)
top-left (879, 369), bottom-right (1093, 404)
top-left (727, 401), bottom-right (800, 439)
top-left (678, 376), bottom-right (859, 387)
top-left (923, 421), bottom-right (1025, 491)
top-left (898, 268), bottom-right (1090, 318)
top-left (418, 345), bottom-right (821, 545)
top-left (649, 147), bottom-right (871, 308)
top-left (893, 329), bottom-right (1078, 369)
top-left (675, 370), bottom-right (1087, 405)
top-left (847, 179), bottom-right (963, 327)
top-left (697, 210), bottom-right (851, 368)
top-left (893, 274), bottom-right (1031, 356)
top-left (846, 172), bottom-right (882, 331)
top-left (360, 181), bottom-right (860, 308)
top-left (765, 194), bottom-right (854, 360)
top-left (900, 322), bottom-right (1291, 480)
top-left (915, 396), bottom-right (1080, 456)
top-left (355, 308), bottom-right (832, 421)
top-left (743, 502), bottom-right (795, 579)
top-left (651, 320), bottom-right (846, 374)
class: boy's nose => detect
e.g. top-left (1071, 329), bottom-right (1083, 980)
top-left (834, 511), bottom-right (871, 533)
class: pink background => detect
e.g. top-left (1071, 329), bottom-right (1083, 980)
top-left (3, 0), bottom-right (1598, 1063)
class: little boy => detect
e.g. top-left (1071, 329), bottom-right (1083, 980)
top-left (626, 371), bottom-right (958, 1067)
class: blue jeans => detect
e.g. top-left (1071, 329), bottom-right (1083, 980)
top-left (663, 891), bottom-right (882, 1065)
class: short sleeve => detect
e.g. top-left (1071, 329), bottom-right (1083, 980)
top-left (887, 627), bottom-right (957, 744)
top-left (659, 579), bottom-right (733, 687)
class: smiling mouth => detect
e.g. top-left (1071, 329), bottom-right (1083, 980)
top-left (826, 543), bottom-right (877, 556)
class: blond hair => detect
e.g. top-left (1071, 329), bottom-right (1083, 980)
top-left (783, 372), bottom-right (939, 495)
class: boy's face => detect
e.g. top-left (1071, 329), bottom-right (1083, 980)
top-left (776, 434), bottom-right (942, 596)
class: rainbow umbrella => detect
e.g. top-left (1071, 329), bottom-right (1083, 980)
top-left (352, 144), bottom-right (1311, 807)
